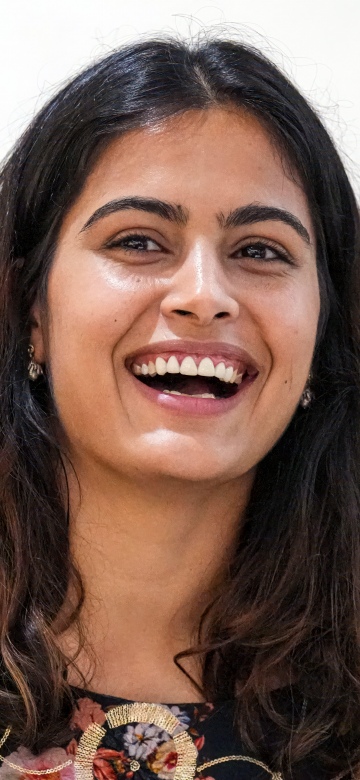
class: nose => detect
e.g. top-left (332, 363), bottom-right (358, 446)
top-left (160, 242), bottom-right (240, 326)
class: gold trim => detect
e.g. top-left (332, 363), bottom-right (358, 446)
top-left (197, 755), bottom-right (283, 779)
top-left (74, 703), bottom-right (197, 780)
top-left (106, 702), bottom-right (179, 734)
top-left (173, 731), bottom-right (198, 780)
top-left (75, 723), bottom-right (107, 780)
top-left (129, 760), bottom-right (140, 771)
top-left (0, 728), bottom-right (11, 751)
top-left (0, 726), bottom-right (73, 776)
top-left (0, 755), bottom-right (73, 776)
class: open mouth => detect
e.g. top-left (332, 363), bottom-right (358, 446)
top-left (128, 354), bottom-right (257, 400)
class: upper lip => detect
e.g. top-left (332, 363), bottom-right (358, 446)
top-left (125, 340), bottom-right (260, 374)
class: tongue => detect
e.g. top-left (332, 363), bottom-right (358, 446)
top-left (167, 376), bottom-right (212, 395)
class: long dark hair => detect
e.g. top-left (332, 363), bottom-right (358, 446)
top-left (0, 34), bottom-right (359, 778)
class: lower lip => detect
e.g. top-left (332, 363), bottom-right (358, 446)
top-left (130, 372), bottom-right (256, 416)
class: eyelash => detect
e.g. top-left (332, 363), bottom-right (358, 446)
top-left (106, 232), bottom-right (164, 254)
top-left (106, 232), bottom-right (293, 264)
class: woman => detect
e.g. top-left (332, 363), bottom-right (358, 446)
top-left (0, 35), bottom-right (359, 780)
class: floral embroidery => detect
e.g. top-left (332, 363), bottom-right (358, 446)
top-left (67, 698), bottom-right (211, 778)
top-left (71, 698), bottom-right (107, 731)
top-left (162, 708), bottom-right (190, 736)
top-left (123, 724), bottom-right (165, 761)
top-left (0, 746), bottom-right (74, 780)
top-left (146, 740), bottom-right (178, 778)
top-left (193, 737), bottom-right (204, 752)
top-left (192, 705), bottom-right (214, 724)
top-left (0, 693), bottom-right (275, 779)
top-left (65, 741), bottom-right (78, 760)
top-left (92, 748), bottom-right (130, 780)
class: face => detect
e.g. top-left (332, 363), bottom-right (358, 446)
top-left (31, 108), bottom-right (320, 484)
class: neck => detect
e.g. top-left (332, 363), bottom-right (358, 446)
top-left (61, 459), bottom-right (254, 702)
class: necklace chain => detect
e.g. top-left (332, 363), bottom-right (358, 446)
top-left (198, 754), bottom-right (282, 778)
top-left (0, 727), bottom-right (74, 775)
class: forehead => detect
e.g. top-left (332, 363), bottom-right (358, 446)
top-left (65, 107), bottom-right (313, 237)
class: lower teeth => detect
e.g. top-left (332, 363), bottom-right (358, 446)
top-left (163, 390), bottom-right (216, 399)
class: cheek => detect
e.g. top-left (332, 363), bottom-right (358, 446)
top-left (257, 274), bottom-right (319, 363)
top-left (233, 278), bottom-right (320, 466)
top-left (44, 258), bottom-right (166, 447)
top-left (46, 255), bottom-right (162, 364)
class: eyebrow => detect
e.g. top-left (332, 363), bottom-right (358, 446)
top-left (218, 203), bottom-right (311, 244)
top-left (80, 196), bottom-right (188, 231)
top-left (80, 196), bottom-right (311, 245)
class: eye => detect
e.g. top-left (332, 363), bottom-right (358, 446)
top-left (234, 241), bottom-right (291, 264)
top-left (106, 232), bottom-right (162, 253)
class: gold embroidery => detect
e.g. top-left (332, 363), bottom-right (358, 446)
top-left (74, 702), bottom-right (282, 780)
top-left (173, 730), bottom-right (198, 780)
top-left (75, 703), bottom-right (197, 780)
top-left (0, 728), bottom-right (12, 752)
top-left (198, 755), bottom-right (283, 778)
top-left (0, 701), bottom-right (283, 779)
top-left (129, 760), bottom-right (141, 771)
top-left (75, 722), bottom-right (107, 780)
top-left (0, 726), bottom-right (73, 775)
top-left (106, 702), bottom-right (179, 734)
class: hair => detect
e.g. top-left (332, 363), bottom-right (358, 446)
top-left (0, 33), bottom-right (359, 779)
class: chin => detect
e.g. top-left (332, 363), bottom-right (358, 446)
top-left (154, 461), bottom-right (230, 482)
top-left (123, 437), bottom-right (248, 483)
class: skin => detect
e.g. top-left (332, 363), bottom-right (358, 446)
top-left (31, 107), bottom-right (320, 702)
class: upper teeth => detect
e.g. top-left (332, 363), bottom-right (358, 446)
top-left (132, 355), bottom-right (243, 384)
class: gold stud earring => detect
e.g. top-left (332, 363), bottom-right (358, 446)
top-left (28, 344), bottom-right (44, 381)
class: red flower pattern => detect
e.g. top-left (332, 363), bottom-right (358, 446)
top-left (93, 748), bottom-right (130, 780)
top-left (70, 697), bottom-right (107, 731)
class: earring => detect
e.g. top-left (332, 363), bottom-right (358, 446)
top-left (28, 344), bottom-right (44, 381)
top-left (300, 374), bottom-right (314, 408)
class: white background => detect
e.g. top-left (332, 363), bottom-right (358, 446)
top-left (1, 0), bottom-right (359, 194)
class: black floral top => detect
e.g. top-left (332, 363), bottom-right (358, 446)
top-left (0, 689), bottom-right (328, 780)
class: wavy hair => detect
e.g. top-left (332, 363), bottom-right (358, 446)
top-left (0, 35), bottom-right (359, 778)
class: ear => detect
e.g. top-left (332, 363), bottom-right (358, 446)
top-left (29, 300), bottom-right (46, 364)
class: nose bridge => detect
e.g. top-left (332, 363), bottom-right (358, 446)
top-left (163, 239), bottom-right (238, 322)
top-left (184, 239), bottom-right (221, 292)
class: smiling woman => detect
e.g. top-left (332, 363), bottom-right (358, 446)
top-left (0, 35), bottom-right (359, 780)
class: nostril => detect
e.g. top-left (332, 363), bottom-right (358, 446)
top-left (174, 309), bottom-right (192, 316)
top-left (173, 309), bottom-right (230, 319)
